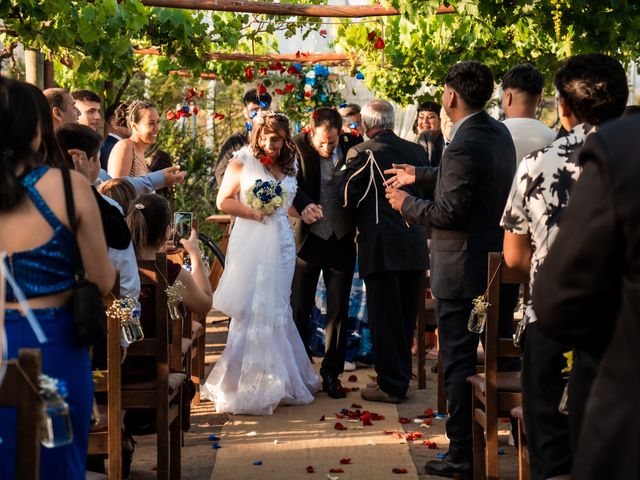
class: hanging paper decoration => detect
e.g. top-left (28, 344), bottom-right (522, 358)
top-left (245, 66), bottom-right (253, 81)
top-left (356, 71), bottom-right (365, 80)
top-left (319, 29), bottom-right (328, 37)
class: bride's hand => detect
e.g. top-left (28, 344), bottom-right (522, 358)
top-left (251, 209), bottom-right (266, 223)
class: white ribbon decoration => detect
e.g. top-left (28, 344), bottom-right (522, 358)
top-left (343, 149), bottom-right (388, 224)
top-left (0, 252), bottom-right (48, 345)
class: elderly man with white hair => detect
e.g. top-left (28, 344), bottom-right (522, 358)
top-left (339, 99), bottom-right (429, 404)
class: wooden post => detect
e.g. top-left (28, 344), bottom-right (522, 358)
top-left (140, 0), bottom-right (455, 17)
top-left (25, 49), bottom-right (44, 89)
top-left (43, 59), bottom-right (55, 89)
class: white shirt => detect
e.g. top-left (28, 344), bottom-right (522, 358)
top-left (449, 111), bottom-right (481, 141)
top-left (502, 117), bottom-right (557, 166)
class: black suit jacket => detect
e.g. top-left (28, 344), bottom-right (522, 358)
top-left (417, 129), bottom-right (444, 167)
top-left (291, 131), bottom-right (363, 254)
top-left (532, 117), bottom-right (640, 480)
top-left (340, 130), bottom-right (429, 278)
top-left (402, 111), bottom-right (516, 299)
top-left (100, 134), bottom-right (119, 171)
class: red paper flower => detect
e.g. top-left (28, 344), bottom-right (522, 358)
top-left (275, 88), bottom-right (284, 95)
top-left (339, 458), bottom-right (351, 464)
top-left (287, 66), bottom-right (299, 75)
top-left (398, 417), bottom-right (411, 424)
top-left (306, 465), bottom-right (315, 473)
top-left (360, 412), bottom-right (373, 426)
top-left (392, 467), bottom-right (408, 474)
top-left (334, 422), bottom-right (347, 431)
top-left (166, 110), bottom-right (176, 121)
top-left (304, 91), bottom-right (313, 98)
top-left (329, 468), bottom-right (344, 473)
top-left (374, 37), bottom-right (385, 49)
top-left (405, 432), bottom-right (423, 441)
top-left (213, 113), bottom-right (225, 120)
top-left (423, 440), bottom-right (438, 449)
top-left (348, 374), bottom-right (358, 382)
top-left (245, 66), bottom-right (253, 81)
top-left (319, 29), bottom-right (328, 37)
top-left (259, 84), bottom-right (268, 95)
top-left (192, 106), bottom-right (199, 115)
top-left (424, 408), bottom-right (434, 417)
top-left (368, 31), bottom-right (377, 41)
top-left (296, 50), bottom-right (301, 58)
top-left (285, 83), bottom-right (295, 92)
top-left (335, 413), bottom-right (345, 419)
top-left (260, 156), bottom-right (273, 167)
top-left (370, 412), bottom-right (384, 421)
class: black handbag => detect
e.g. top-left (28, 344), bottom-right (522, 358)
top-left (61, 168), bottom-right (107, 345)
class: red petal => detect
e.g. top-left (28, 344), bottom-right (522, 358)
top-left (275, 88), bottom-right (284, 95)
top-left (306, 465), bottom-right (315, 473)
top-left (398, 417), bottom-right (411, 424)
top-left (245, 66), bottom-right (253, 81)
top-left (334, 422), bottom-right (347, 431)
top-left (339, 457), bottom-right (351, 464)
top-left (424, 419), bottom-right (433, 426)
top-left (287, 66), bottom-right (298, 75)
top-left (424, 408), bottom-right (434, 417)
top-left (368, 31), bottom-right (377, 41)
top-left (392, 467), bottom-right (408, 474)
top-left (374, 37), bottom-right (385, 49)
top-left (319, 29), bottom-right (328, 37)
top-left (348, 375), bottom-right (358, 382)
top-left (329, 468), bottom-right (344, 473)
top-left (335, 413), bottom-right (345, 419)
top-left (285, 83), bottom-right (295, 92)
top-left (360, 412), bottom-right (373, 426)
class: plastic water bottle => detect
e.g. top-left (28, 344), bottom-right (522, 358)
top-left (39, 376), bottom-right (73, 448)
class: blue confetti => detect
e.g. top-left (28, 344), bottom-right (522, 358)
top-left (212, 444), bottom-right (222, 449)
top-left (208, 434), bottom-right (220, 441)
top-left (349, 122), bottom-right (359, 129)
top-left (498, 448), bottom-right (505, 456)
top-left (259, 101), bottom-right (268, 108)
top-left (339, 102), bottom-right (348, 108)
top-left (437, 453), bottom-right (446, 460)
top-left (253, 461), bottom-right (263, 466)
top-left (249, 110), bottom-right (258, 119)
top-left (245, 121), bottom-right (253, 132)
top-left (355, 71), bottom-right (365, 80)
top-left (433, 413), bottom-right (446, 419)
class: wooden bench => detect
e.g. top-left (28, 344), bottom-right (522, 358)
top-left (467, 252), bottom-right (526, 480)
top-left (0, 348), bottom-right (42, 480)
top-left (121, 253), bottom-right (184, 480)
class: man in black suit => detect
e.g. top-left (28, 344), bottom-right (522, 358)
top-left (291, 107), bottom-right (363, 399)
top-left (100, 102), bottom-right (131, 170)
top-left (533, 116), bottom-right (640, 480)
top-left (386, 61), bottom-right (516, 478)
top-left (340, 99), bottom-right (429, 404)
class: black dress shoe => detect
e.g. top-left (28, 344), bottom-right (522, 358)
top-left (322, 376), bottom-right (347, 399)
top-left (424, 453), bottom-right (472, 479)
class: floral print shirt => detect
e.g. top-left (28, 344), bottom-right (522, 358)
top-left (500, 123), bottom-right (594, 324)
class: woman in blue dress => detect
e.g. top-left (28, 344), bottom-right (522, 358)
top-left (0, 78), bottom-right (116, 478)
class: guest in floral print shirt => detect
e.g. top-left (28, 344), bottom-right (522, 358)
top-left (500, 54), bottom-right (628, 480)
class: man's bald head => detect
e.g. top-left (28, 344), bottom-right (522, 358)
top-left (43, 88), bottom-right (79, 128)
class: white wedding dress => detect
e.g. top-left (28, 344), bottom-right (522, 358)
top-left (201, 147), bottom-right (321, 415)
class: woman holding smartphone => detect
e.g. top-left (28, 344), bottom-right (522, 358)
top-left (200, 111), bottom-right (321, 415)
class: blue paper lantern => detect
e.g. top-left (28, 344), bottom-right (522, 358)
top-left (259, 101), bottom-right (268, 108)
top-left (339, 102), bottom-right (348, 108)
top-left (355, 71), bottom-right (365, 80)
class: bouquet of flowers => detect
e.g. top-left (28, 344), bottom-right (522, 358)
top-left (245, 179), bottom-right (286, 215)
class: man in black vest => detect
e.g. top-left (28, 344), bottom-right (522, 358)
top-left (387, 61), bottom-right (517, 478)
top-left (291, 107), bottom-right (363, 399)
top-left (341, 100), bottom-right (429, 404)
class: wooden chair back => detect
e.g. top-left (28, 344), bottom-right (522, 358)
top-left (122, 252), bottom-right (182, 480)
top-left (0, 348), bottom-right (42, 480)
top-left (88, 274), bottom-right (122, 479)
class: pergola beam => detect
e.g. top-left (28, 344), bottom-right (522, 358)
top-left (135, 48), bottom-right (357, 64)
top-left (140, 0), bottom-right (455, 18)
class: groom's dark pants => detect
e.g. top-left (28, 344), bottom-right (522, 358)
top-left (291, 232), bottom-right (355, 378)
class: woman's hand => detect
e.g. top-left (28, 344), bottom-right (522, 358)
top-left (180, 228), bottom-right (202, 256)
top-left (251, 209), bottom-right (266, 223)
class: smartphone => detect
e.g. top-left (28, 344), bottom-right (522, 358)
top-left (173, 212), bottom-right (193, 247)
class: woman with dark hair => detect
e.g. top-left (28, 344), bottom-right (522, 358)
top-left (108, 100), bottom-right (159, 178)
top-left (0, 78), bottom-right (115, 479)
top-left (201, 111), bottom-right (321, 415)
top-left (412, 100), bottom-right (441, 135)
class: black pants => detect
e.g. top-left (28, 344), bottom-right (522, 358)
top-left (521, 321), bottom-right (572, 480)
top-left (290, 234), bottom-right (355, 378)
top-left (437, 285), bottom-right (519, 460)
top-left (364, 270), bottom-right (424, 398)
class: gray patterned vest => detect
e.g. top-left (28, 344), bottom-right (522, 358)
top-left (309, 155), bottom-right (350, 240)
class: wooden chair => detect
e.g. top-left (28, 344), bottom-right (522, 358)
top-left (122, 253), bottom-right (184, 480)
top-left (466, 252), bottom-right (526, 480)
top-left (88, 276), bottom-right (122, 479)
top-left (0, 348), bottom-right (42, 480)
top-left (511, 406), bottom-right (530, 480)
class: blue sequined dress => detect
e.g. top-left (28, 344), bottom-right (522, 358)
top-left (0, 166), bottom-right (93, 480)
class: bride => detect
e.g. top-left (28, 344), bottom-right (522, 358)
top-left (201, 111), bottom-right (321, 415)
